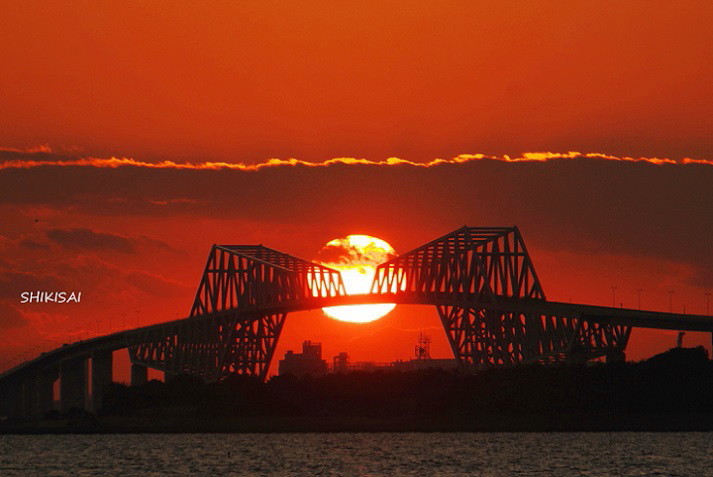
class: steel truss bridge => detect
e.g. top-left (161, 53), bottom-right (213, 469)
top-left (2, 226), bottom-right (713, 419)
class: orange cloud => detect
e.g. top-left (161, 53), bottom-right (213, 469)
top-left (514, 152), bottom-right (678, 165)
top-left (682, 158), bottom-right (713, 166)
top-left (0, 145), bottom-right (53, 154)
top-left (0, 151), bottom-right (704, 171)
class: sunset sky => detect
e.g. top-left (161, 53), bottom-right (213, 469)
top-left (1, 1), bottom-right (712, 380)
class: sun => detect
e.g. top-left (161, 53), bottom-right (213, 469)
top-left (314, 234), bottom-right (397, 323)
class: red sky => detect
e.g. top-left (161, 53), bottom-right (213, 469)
top-left (0, 2), bottom-right (712, 380)
top-left (1, 1), bottom-right (711, 162)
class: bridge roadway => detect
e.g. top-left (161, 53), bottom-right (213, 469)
top-left (275, 293), bottom-right (713, 333)
top-left (2, 293), bottom-right (713, 419)
top-left (4, 292), bottom-right (713, 384)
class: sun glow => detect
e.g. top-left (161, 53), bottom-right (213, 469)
top-left (315, 234), bottom-right (397, 323)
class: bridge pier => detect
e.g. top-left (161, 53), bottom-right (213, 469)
top-left (565, 350), bottom-right (589, 365)
top-left (60, 358), bottom-right (88, 413)
top-left (0, 381), bottom-right (25, 419)
top-left (91, 350), bottom-right (113, 411)
top-left (163, 370), bottom-right (175, 383)
top-left (0, 386), bottom-right (8, 418)
top-left (130, 363), bottom-right (148, 386)
top-left (21, 378), bottom-right (38, 419)
top-left (36, 369), bottom-right (58, 418)
top-left (3, 370), bottom-right (57, 420)
top-left (20, 370), bottom-right (57, 419)
top-left (606, 349), bottom-right (626, 364)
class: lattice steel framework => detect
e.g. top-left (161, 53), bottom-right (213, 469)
top-left (190, 245), bottom-right (345, 315)
top-left (125, 227), bottom-right (632, 381)
top-left (371, 226), bottom-right (544, 300)
top-left (127, 245), bottom-right (345, 380)
top-left (126, 311), bottom-right (287, 380)
top-left (372, 226), bottom-right (631, 368)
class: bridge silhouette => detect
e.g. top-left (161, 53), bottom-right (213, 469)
top-left (2, 226), bottom-right (713, 419)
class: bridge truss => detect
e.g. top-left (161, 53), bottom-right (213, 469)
top-left (371, 227), bottom-right (630, 367)
top-left (127, 245), bottom-right (345, 380)
top-left (6, 226), bottom-right (713, 419)
top-left (126, 227), bottom-right (631, 380)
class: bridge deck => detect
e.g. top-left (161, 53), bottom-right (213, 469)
top-left (273, 293), bottom-right (713, 333)
top-left (3, 294), bottom-right (712, 386)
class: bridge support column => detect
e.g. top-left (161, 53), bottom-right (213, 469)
top-left (130, 363), bottom-right (148, 386)
top-left (163, 371), bottom-right (174, 383)
top-left (436, 305), bottom-right (527, 368)
top-left (36, 369), bottom-right (58, 418)
top-left (21, 371), bottom-right (56, 420)
top-left (1, 381), bottom-right (25, 419)
top-left (91, 351), bottom-right (113, 412)
top-left (0, 386), bottom-right (8, 418)
top-left (22, 377), bottom-right (38, 419)
top-left (565, 350), bottom-right (589, 365)
top-left (606, 349), bottom-right (626, 364)
top-left (60, 358), bottom-right (87, 413)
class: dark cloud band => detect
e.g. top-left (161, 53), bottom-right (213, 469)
top-left (1, 154), bottom-right (712, 287)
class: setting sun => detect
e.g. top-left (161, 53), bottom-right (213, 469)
top-left (314, 234), bottom-right (397, 323)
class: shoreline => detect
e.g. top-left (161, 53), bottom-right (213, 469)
top-left (4, 413), bottom-right (713, 434)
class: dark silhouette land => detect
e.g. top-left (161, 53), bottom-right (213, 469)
top-left (2, 346), bottom-right (712, 433)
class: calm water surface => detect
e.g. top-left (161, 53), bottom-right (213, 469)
top-left (0, 432), bottom-right (711, 476)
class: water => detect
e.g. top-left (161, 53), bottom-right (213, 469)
top-left (0, 433), bottom-right (711, 476)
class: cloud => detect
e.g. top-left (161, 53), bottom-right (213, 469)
top-left (135, 235), bottom-right (181, 254)
top-left (0, 151), bottom-right (698, 171)
top-left (0, 251), bottom-right (190, 319)
top-left (0, 271), bottom-right (67, 300)
top-left (0, 301), bottom-right (29, 329)
top-left (46, 228), bottom-right (135, 253)
top-left (1, 152), bottom-right (712, 288)
top-left (40, 228), bottom-right (177, 255)
top-left (0, 145), bottom-right (76, 163)
top-left (125, 270), bottom-right (190, 298)
top-left (314, 237), bottom-right (397, 266)
top-left (18, 238), bottom-right (51, 250)
top-left (314, 244), bottom-right (355, 265)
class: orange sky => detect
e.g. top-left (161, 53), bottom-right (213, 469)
top-left (0, 2), bottom-right (712, 380)
top-left (1, 1), bottom-right (711, 162)
top-left (1, 154), bottom-right (713, 380)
